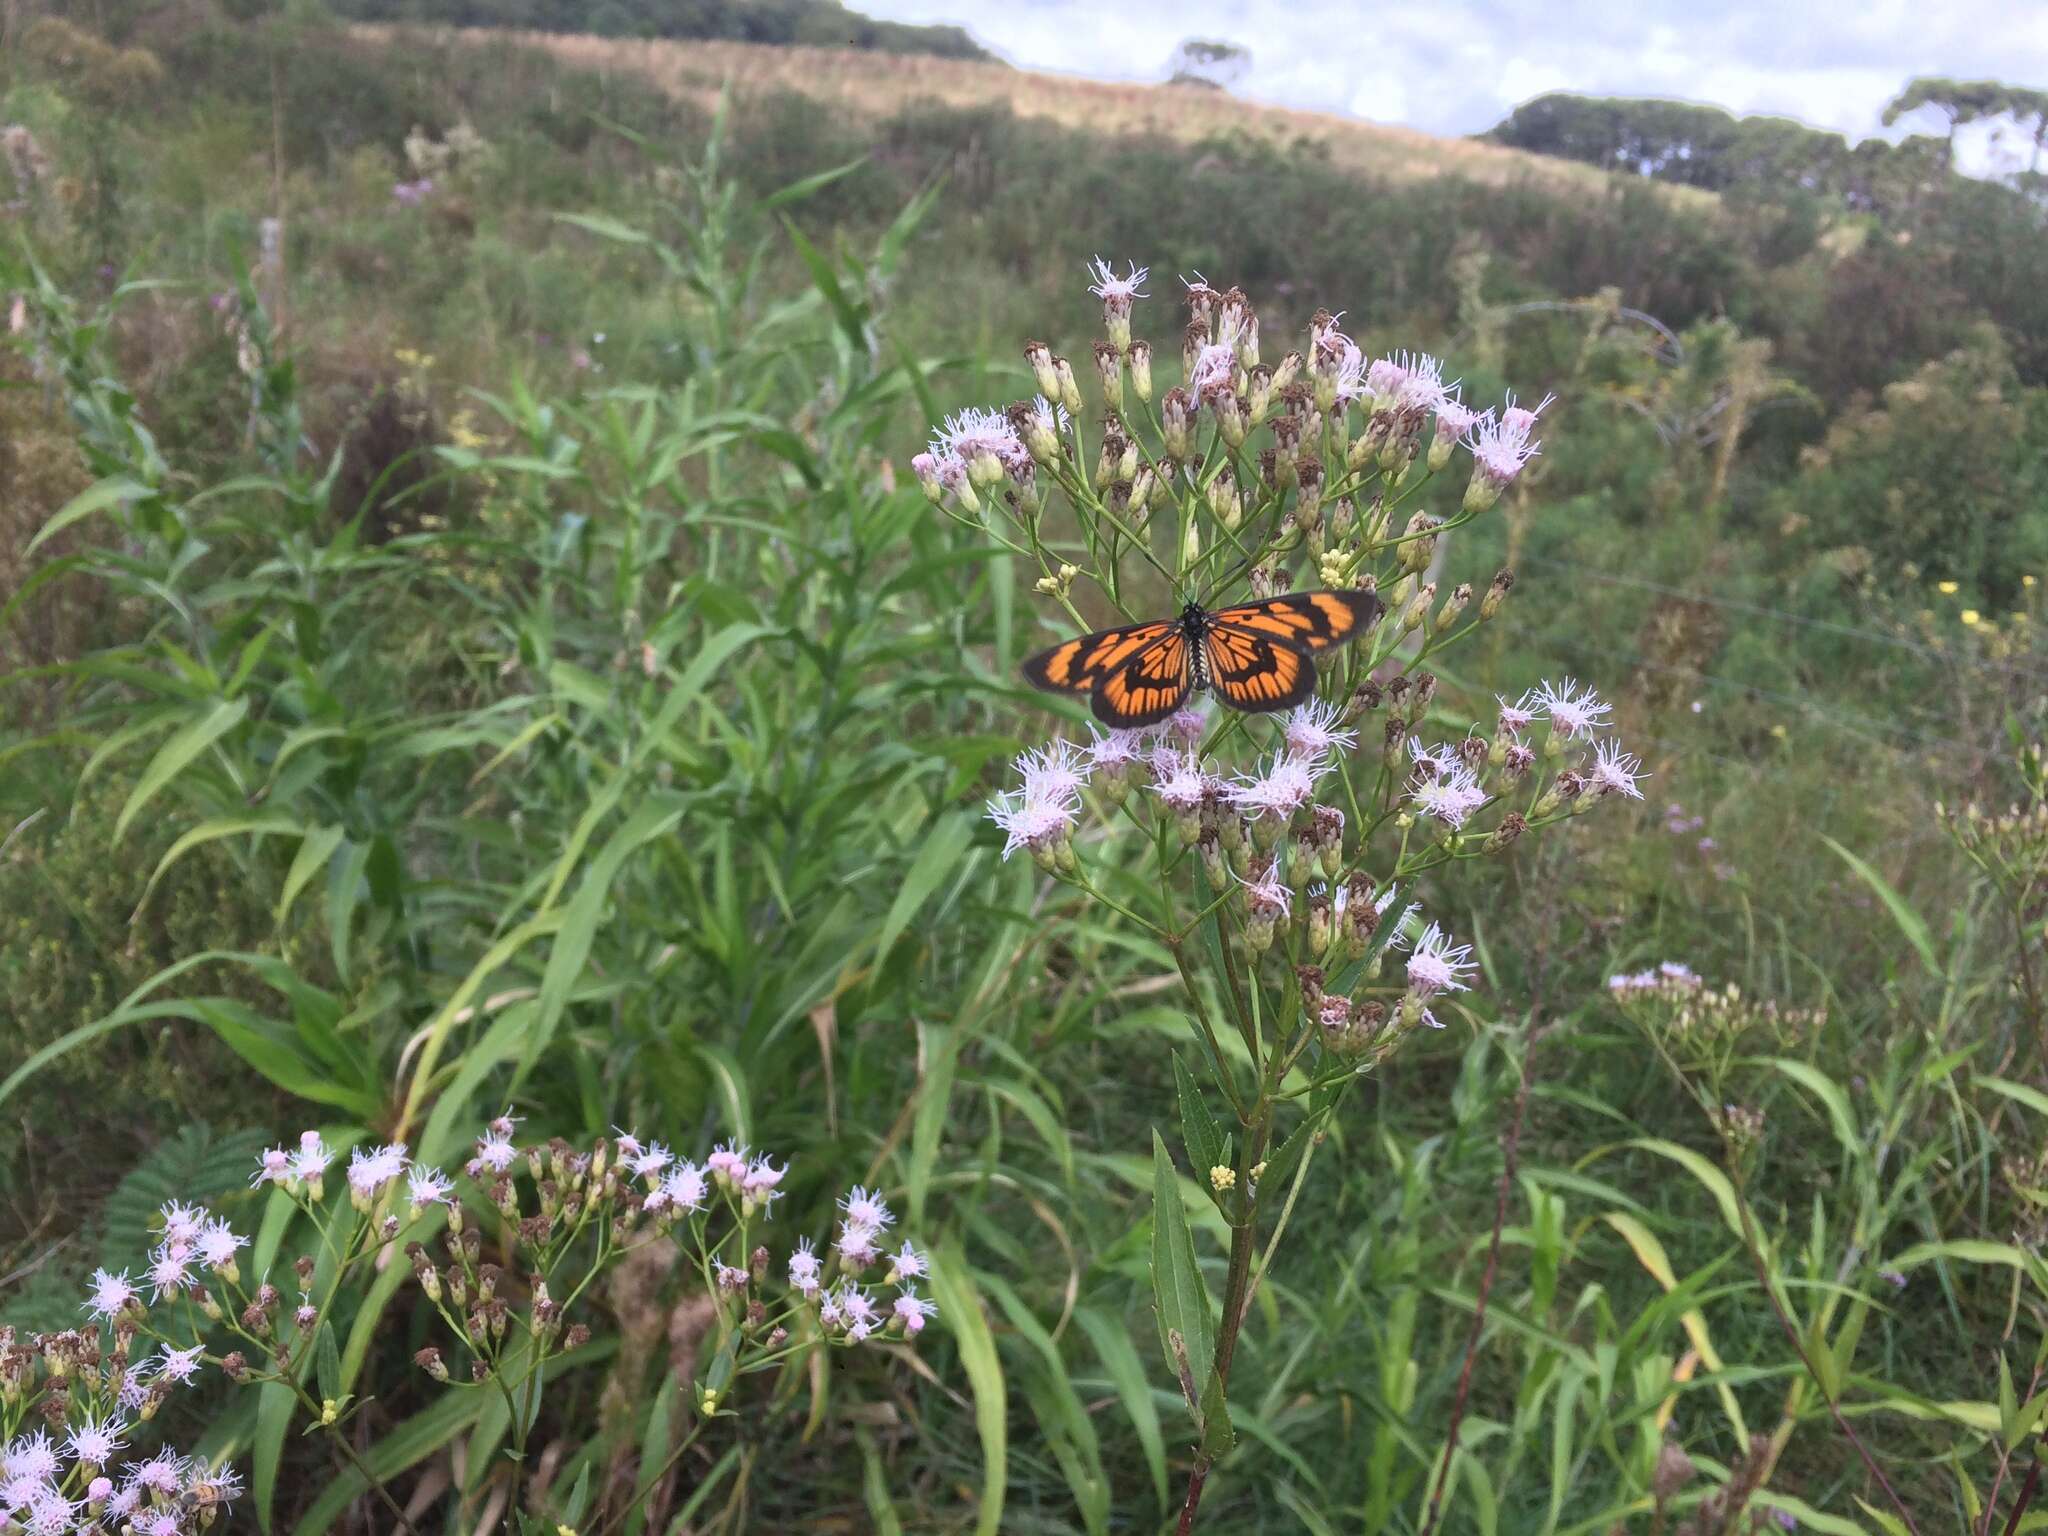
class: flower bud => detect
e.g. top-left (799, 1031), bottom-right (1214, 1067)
top-left (1181, 516), bottom-right (1200, 573)
top-left (1053, 355), bottom-right (1084, 418)
top-left (1128, 339), bottom-right (1153, 402)
top-left (1479, 567), bottom-right (1514, 621)
top-left (1246, 364), bottom-right (1273, 426)
top-left (1025, 340), bottom-right (1060, 401)
top-left (1183, 317), bottom-right (1209, 381)
top-left (1482, 812), bottom-right (1527, 854)
top-left (1270, 349), bottom-right (1302, 395)
top-left (1436, 583), bottom-right (1471, 629)
top-left (416, 1346), bottom-right (450, 1383)
top-left (1094, 341), bottom-right (1124, 413)
top-left (1400, 582), bottom-right (1435, 635)
top-left (1213, 387), bottom-right (1246, 448)
top-left (1207, 464), bottom-right (1241, 530)
top-left (1161, 386), bottom-right (1195, 460)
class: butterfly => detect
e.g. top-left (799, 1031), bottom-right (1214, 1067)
top-left (1021, 590), bottom-right (1382, 728)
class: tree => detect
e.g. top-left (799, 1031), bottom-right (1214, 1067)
top-left (1167, 38), bottom-right (1250, 92)
top-left (1880, 77), bottom-right (2048, 175)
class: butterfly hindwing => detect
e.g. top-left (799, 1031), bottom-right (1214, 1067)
top-left (1207, 589), bottom-right (1382, 650)
top-left (1203, 622), bottom-right (1314, 713)
top-left (1094, 629), bottom-right (1191, 727)
top-left (1022, 619), bottom-right (1177, 697)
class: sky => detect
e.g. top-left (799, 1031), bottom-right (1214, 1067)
top-left (855, 0), bottom-right (2048, 173)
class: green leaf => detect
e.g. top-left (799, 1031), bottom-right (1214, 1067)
top-left (528, 796), bottom-right (687, 1067)
top-left (782, 216), bottom-right (868, 354)
top-left (1891, 1238), bottom-right (2031, 1271)
top-left (1853, 1496), bottom-right (1913, 1536)
top-left (930, 1248), bottom-right (1006, 1536)
top-left (254, 1379), bottom-right (294, 1533)
top-left (1757, 1057), bottom-right (1864, 1165)
top-left (1074, 1306), bottom-right (1168, 1511)
top-left (277, 824), bottom-right (344, 927)
top-left (1151, 1130), bottom-right (1216, 1423)
top-left (857, 1429), bottom-right (906, 1536)
top-left (116, 697), bottom-right (249, 840)
top-left (1173, 1053), bottom-right (1226, 1200)
top-left (27, 475), bottom-right (150, 556)
top-left (1820, 834), bottom-right (1939, 974)
top-left (314, 1322), bottom-right (341, 1405)
top-left (133, 813), bottom-right (300, 914)
top-left (873, 810), bottom-right (974, 965)
top-left (1622, 1138), bottom-right (1746, 1241)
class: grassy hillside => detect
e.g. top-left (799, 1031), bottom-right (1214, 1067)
top-left (2, 15), bottom-right (2046, 1532)
top-left (450, 25), bottom-right (1697, 198)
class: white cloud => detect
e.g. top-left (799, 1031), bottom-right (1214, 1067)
top-left (854, 0), bottom-right (2048, 150)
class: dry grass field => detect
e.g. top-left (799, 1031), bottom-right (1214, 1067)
top-left (355, 24), bottom-right (1715, 204)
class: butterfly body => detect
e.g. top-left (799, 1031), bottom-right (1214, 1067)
top-left (1022, 589), bottom-right (1381, 729)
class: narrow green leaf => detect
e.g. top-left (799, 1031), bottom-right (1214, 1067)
top-left (1820, 834), bottom-right (1939, 974)
top-left (1173, 1053), bottom-right (1226, 1197)
top-left (135, 813), bottom-right (299, 913)
top-left (1151, 1130), bottom-right (1216, 1422)
top-left (930, 1248), bottom-right (1007, 1536)
top-left (116, 697), bottom-right (249, 840)
top-left (873, 810), bottom-right (974, 964)
top-left (27, 475), bottom-right (149, 556)
top-left (313, 1323), bottom-right (341, 1405)
top-left (277, 824), bottom-right (344, 927)
top-left (1074, 1307), bottom-right (1168, 1512)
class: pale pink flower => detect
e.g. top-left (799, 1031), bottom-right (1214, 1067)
top-left (146, 1249), bottom-right (191, 1303)
top-left (1283, 699), bottom-right (1357, 759)
top-left (87, 1475), bottom-right (113, 1502)
top-left (1535, 678), bottom-right (1611, 740)
top-left (291, 1131), bottom-right (332, 1184)
top-left (1391, 350), bottom-right (1453, 413)
top-left (1496, 691), bottom-right (1540, 736)
top-left (132, 1454), bottom-right (184, 1493)
top-left (472, 1131), bottom-right (517, 1176)
top-left (840, 1186), bottom-right (894, 1230)
top-left (1224, 752), bottom-right (1325, 820)
top-left (1410, 763), bottom-right (1489, 829)
top-left (986, 784), bottom-right (1080, 861)
top-left (1015, 739), bottom-right (1090, 803)
top-left (1433, 397), bottom-right (1482, 443)
top-left (156, 1346), bottom-right (205, 1385)
top-left (1466, 408), bottom-right (1541, 487)
top-left (1240, 859), bottom-right (1292, 919)
top-left (64, 1415), bottom-right (125, 1467)
top-left (1164, 706), bottom-right (1208, 744)
top-left (22, 1491), bottom-right (75, 1535)
top-left (612, 1129), bottom-right (644, 1161)
top-left (629, 1141), bottom-right (674, 1180)
top-left (1086, 727), bottom-right (1146, 771)
top-left (657, 1162), bottom-right (709, 1213)
top-left (159, 1202), bottom-right (206, 1250)
top-left (885, 1241), bottom-right (929, 1282)
top-left (836, 1221), bottom-right (881, 1269)
top-left (741, 1155), bottom-right (786, 1210)
top-left (1149, 750), bottom-right (1215, 812)
top-left (253, 1146), bottom-right (292, 1187)
top-left (406, 1167), bottom-right (455, 1213)
top-left (893, 1287), bottom-right (938, 1336)
top-left (1500, 391), bottom-right (1555, 436)
top-left (1590, 739), bottom-right (1646, 800)
top-left (715, 1264), bottom-right (748, 1291)
top-left (196, 1220), bottom-right (245, 1272)
top-left (4, 1432), bottom-right (58, 1485)
top-left (707, 1141), bottom-right (748, 1183)
top-left (1407, 737), bottom-right (1460, 777)
top-left (347, 1143), bottom-right (409, 1201)
top-left (789, 1238), bottom-right (823, 1297)
top-left (1366, 355), bottom-right (1408, 399)
top-left (83, 1268), bottom-right (137, 1320)
top-left (1084, 256), bottom-right (1148, 306)
top-left (1407, 923), bottom-right (1476, 998)
top-left (932, 407), bottom-right (1027, 480)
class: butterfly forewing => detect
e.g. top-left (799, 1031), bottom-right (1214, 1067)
top-left (1208, 590), bottom-right (1381, 649)
top-left (1094, 630), bottom-right (1192, 727)
top-left (1022, 619), bottom-right (1177, 695)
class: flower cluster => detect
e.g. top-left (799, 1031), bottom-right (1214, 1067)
top-left (0, 1272), bottom-right (243, 1534)
top-left (1608, 964), bottom-right (1823, 1048)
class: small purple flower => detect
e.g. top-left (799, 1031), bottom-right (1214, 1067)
top-left (1534, 678), bottom-right (1611, 740)
top-left (1406, 923), bottom-right (1476, 999)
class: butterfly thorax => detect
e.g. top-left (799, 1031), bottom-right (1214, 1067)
top-left (1179, 602), bottom-right (1214, 691)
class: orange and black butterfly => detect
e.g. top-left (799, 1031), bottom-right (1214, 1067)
top-left (1022, 590), bottom-right (1382, 728)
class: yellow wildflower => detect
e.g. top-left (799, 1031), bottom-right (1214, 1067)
top-left (1937, 580), bottom-right (1959, 594)
top-left (1961, 609), bottom-right (1981, 626)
